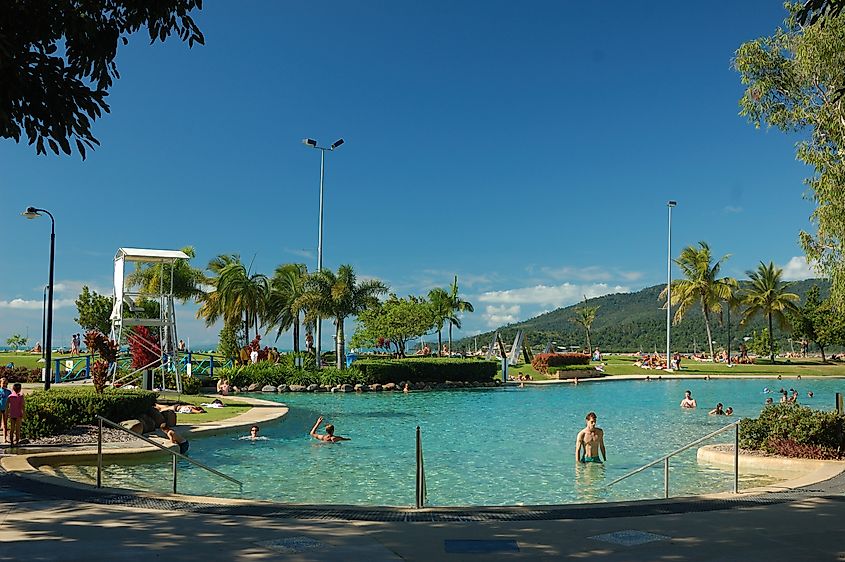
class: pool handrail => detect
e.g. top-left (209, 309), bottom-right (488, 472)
top-left (606, 419), bottom-right (741, 498)
top-left (415, 425), bottom-right (427, 508)
top-left (96, 415), bottom-right (243, 493)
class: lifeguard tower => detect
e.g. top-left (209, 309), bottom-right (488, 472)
top-left (110, 247), bottom-right (189, 392)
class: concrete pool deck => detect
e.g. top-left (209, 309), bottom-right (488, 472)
top-left (2, 390), bottom-right (845, 560)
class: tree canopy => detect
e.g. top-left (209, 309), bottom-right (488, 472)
top-left (734, 5), bottom-right (845, 310)
top-left (351, 294), bottom-right (435, 357)
top-left (1, 0), bottom-right (204, 159)
top-left (74, 285), bottom-right (112, 335)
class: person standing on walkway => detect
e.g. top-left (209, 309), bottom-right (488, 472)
top-left (7, 383), bottom-right (25, 447)
top-left (0, 378), bottom-right (10, 443)
top-left (575, 412), bottom-right (606, 464)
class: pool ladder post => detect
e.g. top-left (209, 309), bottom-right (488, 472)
top-left (97, 417), bottom-right (103, 488)
top-left (415, 426), bottom-right (427, 509)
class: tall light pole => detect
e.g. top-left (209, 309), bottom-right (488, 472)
top-left (666, 200), bottom-right (677, 370)
top-left (302, 137), bottom-right (345, 368)
top-left (39, 284), bottom-right (48, 364)
top-left (22, 207), bottom-right (55, 390)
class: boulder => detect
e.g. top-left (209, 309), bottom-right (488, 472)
top-left (340, 384), bottom-right (354, 393)
top-left (277, 384), bottom-right (288, 393)
top-left (247, 383), bottom-right (260, 392)
top-left (289, 384), bottom-right (306, 392)
top-left (320, 385), bottom-right (332, 392)
top-left (306, 384), bottom-right (320, 392)
top-left (162, 410), bottom-right (177, 428)
top-left (120, 419), bottom-right (144, 434)
top-left (149, 409), bottom-right (166, 427)
top-left (354, 384), bottom-right (367, 392)
top-left (140, 414), bottom-right (158, 433)
top-left (261, 385), bottom-right (277, 393)
top-left (413, 382), bottom-right (426, 390)
top-left (369, 383), bottom-right (382, 392)
top-left (383, 383), bottom-right (397, 391)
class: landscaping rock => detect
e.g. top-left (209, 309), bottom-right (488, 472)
top-left (261, 385), bottom-right (277, 393)
top-left (320, 385), bottom-right (332, 392)
top-left (120, 419), bottom-right (144, 434)
top-left (247, 383), bottom-right (260, 392)
top-left (289, 384), bottom-right (306, 392)
top-left (340, 384), bottom-right (354, 393)
top-left (277, 384), bottom-right (288, 393)
top-left (306, 384), bottom-right (320, 392)
top-left (162, 410), bottom-right (177, 428)
top-left (140, 414), bottom-right (157, 434)
top-left (383, 383), bottom-right (397, 391)
top-left (369, 383), bottom-right (382, 392)
top-left (354, 384), bottom-right (367, 392)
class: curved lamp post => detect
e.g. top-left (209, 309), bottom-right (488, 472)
top-left (22, 207), bottom-right (55, 390)
top-left (302, 137), bottom-right (344, 368)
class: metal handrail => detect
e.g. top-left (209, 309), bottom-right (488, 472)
top-left (415, 426), bottom-right (427, 508)
top-left (607, 419), bottom-right (741, 498)
top-left (96, 415), bottom-right (243, 493)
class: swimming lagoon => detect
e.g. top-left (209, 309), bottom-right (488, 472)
top-left (59, 377), bottom-right (843, 506)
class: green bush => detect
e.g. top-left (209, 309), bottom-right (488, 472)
top-left (353, 358), bottom-right (497, 383)
top-left (739, 403), bottom-right (845, 458)
top-left (0, 365), bottom-right (42, 383)
top-left (22, 387), bottom-right (158, 439)
top-left (180, 376), bottom-right (202, 395)
top-left (217, 362), bottom-right (294, 388)
top-left (318, 366), bottom-right (367, 387)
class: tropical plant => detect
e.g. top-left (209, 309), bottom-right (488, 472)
top-left (5, 334), bottom-right (27, 351)
top-left (570, 295), bottom-right (599, 354)
top-left (661, 242), bottom-right (737, 361)
top-left (197, 255), bottom-right (268, 343)
top-left (74, 286), bottom-right (113, 335)
top-left (446, 276), bottom-right (474, 355)
top-left (264, 263), bottom-right (309, 353)
top-left (428, 287), bottom-right (451, 354)
top-left (298, 264), bottom-right (387, 369)
top-left (126, 246), bottom-right (206, 302)
top-left (351, 294), bottom-right (435, 357)
top-left (741, 261), bottom-right (800, 362)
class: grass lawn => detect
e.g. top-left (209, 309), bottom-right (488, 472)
top-left (153, 391), bottom-right (253, 424)
top-left (499, 354), bottom-right (845, 380)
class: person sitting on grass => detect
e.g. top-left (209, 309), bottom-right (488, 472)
top-left (309, 416), bottom-right (350, 443)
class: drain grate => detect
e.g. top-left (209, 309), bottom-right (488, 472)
top-left (590, 530), bottom-right (670, 546)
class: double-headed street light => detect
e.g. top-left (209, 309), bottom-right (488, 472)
top-left (302, 137), bottom-right (345, 368)
top-left (22, 207), bottom-right (56, 390)
top-left (666, 200), bottom-right (677, 369)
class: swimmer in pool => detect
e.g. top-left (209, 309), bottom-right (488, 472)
top-left (576, 412), bottom-right (606, 464)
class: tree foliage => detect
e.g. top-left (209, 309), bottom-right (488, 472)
top-left (74, 285), bottom-right (113, 335)
top-left (351, 294), bottom-right (435, 357)
top-left (126, 246), bottom-right (206, 302)
top-left (570, 296), bottom-right (599, 354)
top-left (741, 261), bottom-right (800, 362)
top-left (5, 334), bottom-right (27, 350)
top-left (264, 263), bottom-right (309, 353)
top-left (734, 5), bottom-right (845, 310)
top-left (0, 0), bottom-right (204, 159)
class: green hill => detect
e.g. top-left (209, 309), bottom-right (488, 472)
top-left (460, 279), bottom-right (830, 354)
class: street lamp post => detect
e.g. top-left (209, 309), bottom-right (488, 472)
top-left (666, 200), bottom-right (677, 369)
top-left (40, 285), bottom-right (48, 364)
top-left (302, 137), bottom-right (345, 368)
top-left (22, 207), bottom-right (56, 390)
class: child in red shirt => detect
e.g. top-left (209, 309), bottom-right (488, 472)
top-left (7, 383), bottom-right (25, 447)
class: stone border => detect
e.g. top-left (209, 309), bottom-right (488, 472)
top-left (697, 444), bottom-right (845, 493)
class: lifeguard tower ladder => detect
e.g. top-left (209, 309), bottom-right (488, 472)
top-left (110, 248), bottom-right (189, 392)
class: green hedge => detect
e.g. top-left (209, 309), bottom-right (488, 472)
top-left (22, 387), bottom-right (158, 439)
top-left (739, 403), bottom-right (845, 459)
top-left (353, 358), bottom-right (497, 383)
top-left (216, 363), bottom-right (366, 389)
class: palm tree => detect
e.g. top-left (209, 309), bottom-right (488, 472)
top-left (299, 264), bottom-right (387, 369)
top-left (661, 242), bottom-right (737, 362)
top-left (265, 263), bottom-right (309, 353)
top-left (197, 255), bottom-right (268, 343)
top-left (428, 287), bottom-right (451, 355)
top-left (197, 254), bottom-right (240, 329)
top-left (741, 261), bottom-right (800, 362)
top-left (570, 296), bottom-right (598, 355)
top-left (446, 276), bottom-right (474, 355)
top-left (126, 245), bottom-right (206, 302)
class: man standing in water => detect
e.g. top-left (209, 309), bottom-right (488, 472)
top-left (575, 412), bottom-right (606, 464)
top-left (680, 390), bottom-right (697, 408)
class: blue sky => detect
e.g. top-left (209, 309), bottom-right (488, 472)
top-left (0, 1), bottom-right (819, 349)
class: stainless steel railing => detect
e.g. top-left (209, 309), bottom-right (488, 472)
top-left (415, 425), bottom-right (427, 508)
top-left (606, 420), bottom-right (741, 498)
top-left (96, 415), bottom-right (243, 494)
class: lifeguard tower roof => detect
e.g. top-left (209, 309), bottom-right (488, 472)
top-left (115, 248), bottom-right (190, 263)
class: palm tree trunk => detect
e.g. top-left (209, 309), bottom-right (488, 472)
top-left (448, 323), bottom-right (453, 356)
top-left (768, 312), bottom-right (775, 363)
top-left (586, 330), bottom-right (592, 356)
top-left (702, 303), bottom-right (715, 362)
top-left (437, 329), bottom-right (442, 356)
top-left (293, 314), bottom-right (300, 354)
top-left (336, 318), bottom-right (345, 369)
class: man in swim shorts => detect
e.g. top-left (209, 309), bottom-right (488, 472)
top-left (576, 412), bottom-right (606, 464)
top-left (680, 390), bottom-right (697, 408)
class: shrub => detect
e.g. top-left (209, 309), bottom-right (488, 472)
top-left (0, 365), bottom-right (42, 383)
top-left (216, 362), bottom-right (294, 389)
top-left (531, 353), bottom-right (590, 374)
top-left (22, 387), bottom-right (158, 439)
top-left (318, 366), bottom-right (367, 387)
top-left (353, 358), bottom-right (497, 384)
top-left (739, 403), bottom-right (845, 459)
top-left (180, 376), bottom-right (202, 395)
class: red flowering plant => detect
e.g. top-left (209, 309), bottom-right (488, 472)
top-left (530, 353), bottom-right (590, 374)
top-left (83, 329), bottom-right (121, 392)
top-left (127, 326), bottom-right (161, 370)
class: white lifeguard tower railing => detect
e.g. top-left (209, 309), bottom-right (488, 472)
top-left (110, 248), bottom-right (189, 392)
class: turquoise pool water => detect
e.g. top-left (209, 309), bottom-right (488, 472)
top-left (72, 377), bottom-right (843, 506)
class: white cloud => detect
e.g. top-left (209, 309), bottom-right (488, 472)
top-left (537, 265), bottom-right (644, 284)
top-left (781, 256), bottom-right (817, 281)
top-left (724, 205), bottom-right (743, 214)
top-left (284, 247), bottom-right (315, 260)
top-left (484, 305), bottom-right (521, 327)
top-left (477, 282), bottom-right (629, 308)
top-left (0, 298), bottom-right (77, 310)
